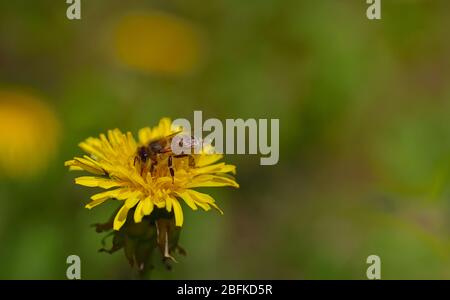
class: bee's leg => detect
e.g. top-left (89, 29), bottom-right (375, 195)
top-left (168, 155), bottom-right (175, 184)
top-left (188, 155), bottom-right (195, 168)
top-left (150, 157), bottom-right (157, 175)
top-left (133, 156), bottom-right (138, 166)
top-left (140, 162), bottom-right (146, 176)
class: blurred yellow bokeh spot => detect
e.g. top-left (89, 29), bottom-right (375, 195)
top-left (0, 90), bottom-right (60, 178)
top-left (113, 11), bottom-right (203, 75)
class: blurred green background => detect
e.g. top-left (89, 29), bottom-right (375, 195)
top-left (1, 0), bottom-right (450, 279)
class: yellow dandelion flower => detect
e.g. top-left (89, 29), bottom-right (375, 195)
top-left (0, 89), bottom-right (60, 178)
top-left (113, 11), bottom-right (203, 75)
top-left (65, 118), bottom-right (238, 231)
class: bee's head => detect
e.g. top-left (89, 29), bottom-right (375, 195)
top-left (137, 146), bottom-right (149, 162)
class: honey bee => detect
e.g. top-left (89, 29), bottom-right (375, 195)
top-left (134, 132), bottom-right (200, 182)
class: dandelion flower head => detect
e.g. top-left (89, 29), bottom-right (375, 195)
top-left (65, 118), bottom-right (238, 230)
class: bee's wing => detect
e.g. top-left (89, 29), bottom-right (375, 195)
top-left (147, 129), bottom-right (184, 143)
